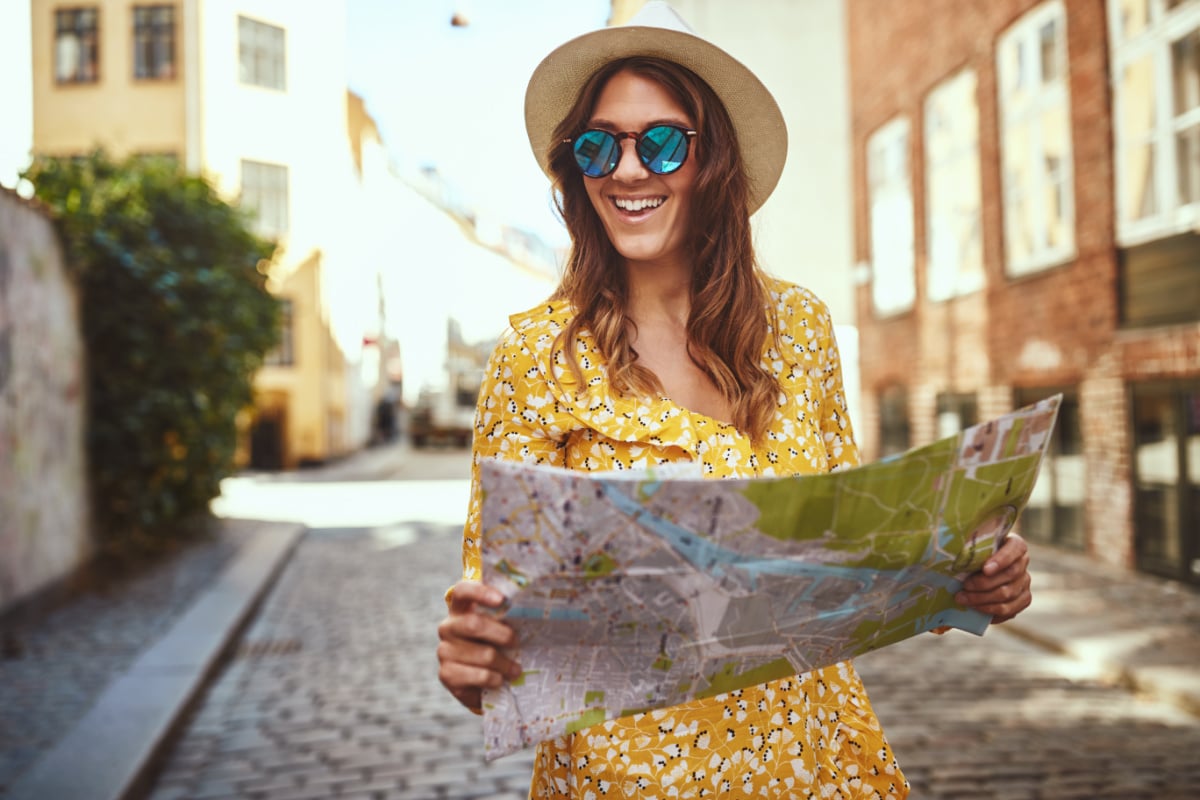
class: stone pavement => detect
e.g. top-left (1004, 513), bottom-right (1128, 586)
top-left (2, 438), bottom-right (1198, 798)
top-left (143, 516), bottom-right (1200, 799)
top-left (0, 517), bottom-right (252, 793)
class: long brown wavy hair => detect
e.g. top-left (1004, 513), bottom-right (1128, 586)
top-left (548, 56), bottom-right (781, 441)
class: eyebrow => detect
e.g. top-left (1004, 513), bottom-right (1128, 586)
top-left (586, 117), bottom-right (693, 131)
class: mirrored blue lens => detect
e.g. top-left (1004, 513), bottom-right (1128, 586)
top-left (572, 126), bottom-right (691, 178)
top-left (573, 130), bottom-right (620, 178)
top-left (638, 126), bottom-right (689, 174)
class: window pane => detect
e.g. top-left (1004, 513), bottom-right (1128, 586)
top-left (869, 121), bottom-right (915, 315)
top-left (1039, 17), bottom-right (1061, 85)
top-left (241, 160), bottom-right (289, 237)
top-left (1118, 0), bottom-right (1150, 40)
top-left (1018, 390), bottom-right (1084, 549)
top-left (55, 9), bottom-right (99, 83)
top-left (133, 4), bottom-right (175, 80)
top-left (925, 71), bottom-right (982, 300)
top-left (878, 386), bottom-right (910, 457)
top-left (1187, 390), bottom-right (1200, 484)
top-left (1042, 104), bottom-right (1070, 248)
top-left (1174, 29), bottom-right (1200, 117)
top-left (1179, 124), bottom-right (1200, 206)
top-left (1136, 396), bottom-right (1179, 485)
top-left (1134, 388), bottom-right (1182, 569)
top-left (1120, 56), bottom-right (1158, 221)
top-left (239, 16), bottom-right (285, 90)
top-left (1000, 36), bottom-right (1026, 100)
top-left (56, 33), bottom-right (81, 81)
top-left (1005, 121), bottom-right (1035, 264)
top-left (935, 392), bottom-right (977, 439)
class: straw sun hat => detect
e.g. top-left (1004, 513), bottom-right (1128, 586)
top-left (524, 0), bottom-right (788, 214)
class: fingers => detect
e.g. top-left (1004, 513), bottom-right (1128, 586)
top-left (446, 579), bottom-right (508, 613)
top-left (957, 569), bottom-right (1032, 623)
top-left (957, 534), bottom-right (1033, 623)
top-left (438, 581), bottom-right (522, 712)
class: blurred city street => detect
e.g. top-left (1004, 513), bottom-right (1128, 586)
top-left (4, 442), bottom-right (1197, 800)
top-left (5, 0), bottom-right (1200, 798)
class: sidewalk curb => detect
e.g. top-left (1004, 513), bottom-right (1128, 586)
top-left (5, 520), bottom-right (304, 800)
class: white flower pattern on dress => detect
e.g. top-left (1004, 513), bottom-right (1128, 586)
top-left (457, 278), bottom-right (909, 799)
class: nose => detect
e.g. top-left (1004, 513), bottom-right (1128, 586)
top-left (610, 137), bottom-right (650, 181)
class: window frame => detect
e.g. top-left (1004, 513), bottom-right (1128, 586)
top-left (264, 298), bottom-right (294, 367)
top-left (923, 69), bottom-right (985, 303)
top-left (867, 117), bottom-right (916, 317)
top-left (996, 0), bottom-right (1078, 276)
top-left (54, 7), bottom-right (100, 85)
top-left (132, 4), bottom-right (177, 81)
top-left (238, 15), bottom-right (286, 91)
top-left (1014, 387), bottom-right (1086, 550)
top-left (1129, 379), bottom-right (1200, 584)
top-left (1108, 0), bottom-right (1200, 246)
top-left (240, 159), bottom-right (290, 239)
top-left (935, 391), bottom-right (978, 439)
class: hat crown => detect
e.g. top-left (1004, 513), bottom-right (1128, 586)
top-left (524, 0), bottom-right (788, 214)
top-left (623, 1), bottom-right (696, 34)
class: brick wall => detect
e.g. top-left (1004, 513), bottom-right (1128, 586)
top-left (0, 188), bottom-right (90, 612)
top-left (845, 0), bottom-right (1169, 569)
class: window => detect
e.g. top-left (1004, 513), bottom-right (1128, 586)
top-left (1109, 0), bottom-right (1200, 244)
top-left (240, 160), bottom-right (289, 238)
top-left (997, 1), bottom-right (1076, 275)
top-left (924, 70), bottom-right (984, 301)
top-left (1131, 381), bottom-right (1200, 584)
top-left (133, 5), bottom-right (176, 80)
top-left (55, 8), bottom-right (99, 84)
top-left (867, 118), bottom-right (916, 315)
top-left (238, 16), bottom-right (285, 90)
top-left (265, 299), bottom-right (294, 366)
top-left (1016, 388), bottom-right (1085, 549)
top-left (878, 385), bottom-right (911, 458)
top-left (935, 392), bottom-right (978, 439)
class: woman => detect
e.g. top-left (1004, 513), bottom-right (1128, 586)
top-left (438, 4), bottom-right (1032, 797)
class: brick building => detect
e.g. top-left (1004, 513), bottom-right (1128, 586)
top-left (846, 0), bottom-right (1199, 584)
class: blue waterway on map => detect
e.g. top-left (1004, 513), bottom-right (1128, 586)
top-left (596, 481), bottom-right (988, 635)
top-left (507, 606), bottom-right (590, 621)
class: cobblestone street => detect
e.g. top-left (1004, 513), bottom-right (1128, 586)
top-left (143, 505), bottom-right (1200, 799)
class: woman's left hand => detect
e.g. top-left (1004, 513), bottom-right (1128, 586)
top-left (956, 533), bottom-right (1032, 623)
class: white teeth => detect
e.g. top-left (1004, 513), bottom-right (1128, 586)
top-left (614, 197), bottom-right (664, 212)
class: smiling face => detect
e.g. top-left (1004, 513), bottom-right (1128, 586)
top-left (582, 69), bottom-right (697, 273)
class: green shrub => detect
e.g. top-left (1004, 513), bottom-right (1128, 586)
top-left (23, 151), bottom-right (280, 546)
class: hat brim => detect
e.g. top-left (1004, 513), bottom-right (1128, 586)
top-left (524, 25), bottom-right (787, 215)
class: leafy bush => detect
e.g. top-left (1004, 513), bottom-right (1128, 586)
top-left (24, 151), bottom-right (280, 546)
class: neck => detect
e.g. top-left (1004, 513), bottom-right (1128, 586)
top-left (623, 257), bottom-right (691, 325)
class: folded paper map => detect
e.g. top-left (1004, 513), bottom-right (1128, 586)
top-left (478, 395), bottom-right (1061, 758)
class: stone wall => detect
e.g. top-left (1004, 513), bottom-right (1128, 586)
top-left (0, 187), bottom-right (89, 612)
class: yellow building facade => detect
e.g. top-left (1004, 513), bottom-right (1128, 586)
top-left (29, 0), bottom-right (383, 469)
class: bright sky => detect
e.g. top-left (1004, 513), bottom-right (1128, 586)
top-left (0, 1), bottom-right (33, 190)
top-left (345, 0), bottom-right (610, 247)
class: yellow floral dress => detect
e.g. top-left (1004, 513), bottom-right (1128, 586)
top-left (458, 278), bottom-right (909, 799)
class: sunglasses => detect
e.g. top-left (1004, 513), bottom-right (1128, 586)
top-left (565, 124), bottom-right (697, 178)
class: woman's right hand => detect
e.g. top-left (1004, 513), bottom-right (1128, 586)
top-left (437, 580), bottom-right (522, 713)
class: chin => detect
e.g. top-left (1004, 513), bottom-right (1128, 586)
top-left (609, 234), bottom-right (681, 265)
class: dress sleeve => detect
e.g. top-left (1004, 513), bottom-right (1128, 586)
top-left (817, 312), bottom-right (862, 473)
top-left (457, 327), bottom-right (568, 590)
